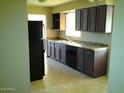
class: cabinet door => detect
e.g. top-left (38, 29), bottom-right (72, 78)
top-left (54, 45), bottom-right (60, 61)
top-left (47, 41), bottom-right (51, 57)
top-left (76, 9), bottom-right (81, 31)
top-left (84, 49), bottom-right (94, 76)
top-left (60, 44), bottom-right (66, 63)
top-left (52, 13), bottom-right (60, 29)
top-left (96, 5), bottom-right (107, 32)
top-left (77, 48), bottom-right (85, 72)
top-left (66, 46), bottom-right (77, 69)
top-left (62, 48), bottom-right (66, 63)
top-left (81, 8), bottom-right (88, 31)
top-left (87, 7), bottom-right (97, 32)
top-left (51, 42), bottom-right (55, 58)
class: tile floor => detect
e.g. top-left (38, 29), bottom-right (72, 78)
top-left (31, 57), bottom-right (108, 93)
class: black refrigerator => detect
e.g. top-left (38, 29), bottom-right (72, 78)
top-left (28, 21), bottom-right (45, 81)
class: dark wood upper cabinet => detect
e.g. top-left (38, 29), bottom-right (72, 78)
top-left (96, 5), bottom-right (113, 33)
top-left (87, 7), bottom-right (97, 32)
top-left (52, 13), bottom-right (60, 29)
top-left (76, 5), bottom-right (113, 33)
top-left (88, 5), bottom-right (113, 33)
top-left (76, 9), bottom-right (81, 31)
top-left (52, 13), bottom-right (66, 31)
top-left (96, 5), bottom-right (107, 32)
top-left (81, 8), bottom-right (88, 31)
top-left (76, 8), bottom-right (88, 31)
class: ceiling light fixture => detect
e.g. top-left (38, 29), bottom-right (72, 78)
top-left (38, 0), bottom-right (46, 2)
top-left (88, 0), bottom-right (94, 2)
top-left (88, 0), bottom-right (102, 2)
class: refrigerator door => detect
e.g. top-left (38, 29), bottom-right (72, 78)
top-left (28, 21), bottom-right (44, 81)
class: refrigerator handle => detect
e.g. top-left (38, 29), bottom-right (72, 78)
top-left (41, 23), bottom-right (46, 52)
top-left (43, 39), bottom-right (47, 52)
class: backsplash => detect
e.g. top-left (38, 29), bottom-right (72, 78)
top-left (59, 31), bottom-right (112, 45)
top-left (47, 30), bottom-right (60, 39)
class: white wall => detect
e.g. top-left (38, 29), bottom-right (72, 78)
top-left (0, 0), bottom-right (30, 93)
top-left (108, 0), bottom-right (124, 93)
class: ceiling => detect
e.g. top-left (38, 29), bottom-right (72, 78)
top-left (27, 0), bottom-right (79, 7)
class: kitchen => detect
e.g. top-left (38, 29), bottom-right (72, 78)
top-left (0, 0), bottom-right (124, 93)
top-left (28, 0), bottom-right (113, 93)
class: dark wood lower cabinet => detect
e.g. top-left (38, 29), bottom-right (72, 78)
top-left (77, 48), bottom-right (85, 72)
top-left (54, 43), bottom-right (60, 60)
top-left (66, 45), bottom-right (77, 69)
top-left (83, 49), bottom-right (94, 76)
top-left (59, 44), bottom-right (66, 63)
top-left (47, 40), bottom-right (108, 78)
top-left (47, 40), bottom-right (66, 63)
top-left (47, 41), bottom-right (55, 58)
top-left (51, 42), bottom-right (55, 58)
top-left (77, 48), bottom-right (108, 77)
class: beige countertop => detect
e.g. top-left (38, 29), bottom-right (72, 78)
top-left (47, 39), bottom-right (108, 51)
